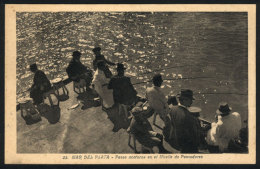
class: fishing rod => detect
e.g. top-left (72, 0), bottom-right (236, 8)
top-left (119, 52), bottom-right (166, 63)
top-left (126, 65), bottom-right (193, 78)
top-left (132, 77), bottom-right (247, 96)
top-left (132, 76), bottom-right (214, 85)
top-left (195, 92), bottom-right (247, 96)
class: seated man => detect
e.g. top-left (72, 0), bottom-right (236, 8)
top-left (127, 107), bottom-right (168, 153)
top-left (146, 74), bottom-right (169, 124)
top-left (29, 63), bottom-right (52, 105)
top-left (167, 89), bottom-right (201, 153)
top-left (66, 51), bottom-right (93, 91)
top-left (206, 102), bottom-right (242, 153)
top-left (92, 47), bottom-right (115, 78)
top-left (108, 63), bottom-right (137, 119)
top-left (92, 60), bottom-right (114, 109)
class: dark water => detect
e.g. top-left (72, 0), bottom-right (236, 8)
top-left (16, 12), bottom-right (248, 124)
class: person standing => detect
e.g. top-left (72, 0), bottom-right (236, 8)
top-left (168, 89), bottom-right (201, 153)
top-left (206, 102), bottom-right (242, 152)
top-left (66, 51), bottom-right (93, 91)
top-left (108, 63), bottom-right (137, 119)
top-left (145, 74), bottom-right (169, 124)
top-left (92, 60), bottom-right (114, 109)
top-left (92, 47), bottom-right (115, 78)
top-left (29, 63), bottom-right (52, 105)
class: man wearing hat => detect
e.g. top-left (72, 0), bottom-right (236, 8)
top-left (66, 51), bottom-right (93, 90)
top-left (145, 74), bottom-right (169, 124)
top-left (29, 63), bottom-right (52, 105)
top-left (92, 47), bottom-right (115, 78)
top-left (167, 89), bottom-right (201, 153)
top-left (108, 63), bottom-right (137, 122)
top-left (127, 107), bottom-right (169, 153)
top-left (206, 102), bottom-right (241, 152)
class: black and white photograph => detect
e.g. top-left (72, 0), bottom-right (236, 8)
top-left (5, 4), bottom-right (256, 164)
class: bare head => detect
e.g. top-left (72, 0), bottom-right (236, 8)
top-left (92, 47), bottom-right (101, 56)
top-left (72, 51), bottom-right (82, 61)
top-left (29, 63), bottom-right (38, 73)
top-left (152, 73), bottom-right (163, 87)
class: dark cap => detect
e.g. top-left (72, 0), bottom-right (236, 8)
top-left (216, 102), bottom-right (232, 115)
top-left (92, 47), bottom-right (101, 52)
top-left (116, 63), bottom-right (126, 71)
top-left (178, 89), bottom-right (195, 100)
top-left (72, 51), bottom-right (82, 57)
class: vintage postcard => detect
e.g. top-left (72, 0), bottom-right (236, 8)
top-left (5, 4), bottom-right (256, 164)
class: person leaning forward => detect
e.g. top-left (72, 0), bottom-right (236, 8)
top-left (167, 89), bottom-right (201, 153)
top-left (92, 47), bottom-right (115, 78)
top-left (127, 107), bottom-right (169, 153)
top-left (66, 51), bottom-right (93, 90)
top-left (29, 63), bottom-right (52, 105)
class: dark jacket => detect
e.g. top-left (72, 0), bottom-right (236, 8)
top-left (108, 75), bottom-right (137, 105)
top-left (93, 55), bottom-right (114, 78)
top-left (30, 70), bottom-right (51, 104)
top-left (32, 70), bottom-right (51, 92)
top-left (93, 55), bottom-right (115, 70)
top-left (66, 59), bottom-right (92, 82)
top-left (168, 105), bottom-right (201, 153)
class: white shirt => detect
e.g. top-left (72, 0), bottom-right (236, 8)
top-left (145, 86), bottom-right (169, 113)
top-left (92, 69), bottom-right (114, 108)
top-left (206, 112), bottom-right (242, 152)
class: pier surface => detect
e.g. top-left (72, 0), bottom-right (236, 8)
top-left (17, 82), bottom-right (179, 153)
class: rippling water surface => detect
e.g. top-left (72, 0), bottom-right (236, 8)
top-left (16, 12), bottom-right (248, 123)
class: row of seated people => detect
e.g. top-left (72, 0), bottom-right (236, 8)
top-left (28, 47), bottom-right (114, 106)
top-left (128, 77), bottom-right (247, 153)
top-left (22, 47), bottom-right (109, 123)
top-left (27, 47), bottom-right (248, 153)
top-left (65, 48), bottom-right (247, 153)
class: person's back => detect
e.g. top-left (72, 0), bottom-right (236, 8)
top-left (167, 89), bottom-right (200, 153)
top-left (66, 51), bottom-right (93, 91)
top-left (215, 112), bottom-right (241, 151)
top-left (146, 74), bottom-right (168, 124)
top-left (169, 105), bottom-right (186, 135)
top-left (33, 70), bottom-right (52, 92)
top-left (146, 86), bottom-right (167, 112)
top-left (168, 105), bottom-right (200, 152)
top-left (66, 58), bottom-right (89, 82)
top-left (108, 75), bottom-right (137, 105)
top-left (93, 55), bottom-right (105, 70)
top-left (206, 102), bottom-right (242, 152)
top-left (29, 63), bottom-right (51, 105)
